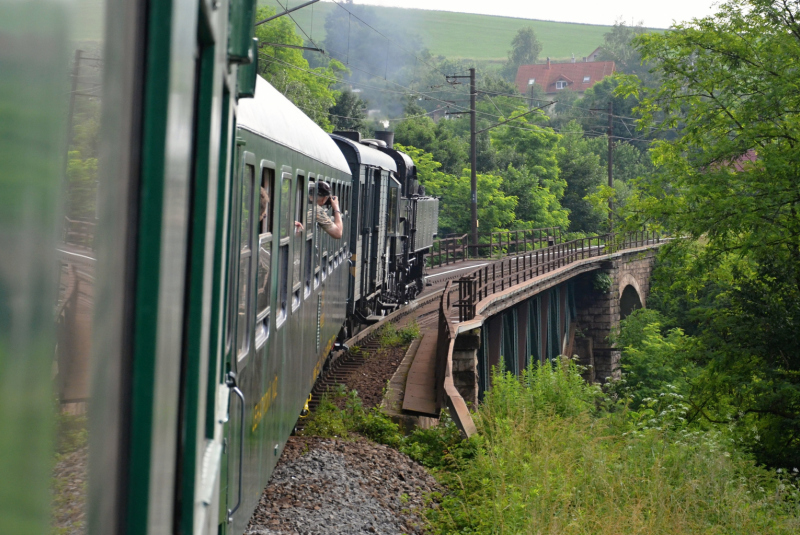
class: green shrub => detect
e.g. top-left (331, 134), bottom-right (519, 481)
top-left (422, 363), bottom-right (800, 534)
top-left (377, 321), bottom-right (420, 348)
top-left (302, 387), bottom-right (403, 447)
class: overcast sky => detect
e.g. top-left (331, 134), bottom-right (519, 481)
top-left (330, 0), bottom-right (723, 28)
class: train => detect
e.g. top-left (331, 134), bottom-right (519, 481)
top-left (0, 1), bottom-right (437, 535)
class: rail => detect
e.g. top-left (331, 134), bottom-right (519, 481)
top-left (455, 231), bottom-right (662, 321)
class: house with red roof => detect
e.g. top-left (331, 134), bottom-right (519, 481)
top-left (515, 58), bottom-right (616, 95)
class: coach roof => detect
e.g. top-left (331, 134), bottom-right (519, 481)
top-left (238, 76), bottom-right (351, 175)
top-left (329, 134), bottom-right (397, 172)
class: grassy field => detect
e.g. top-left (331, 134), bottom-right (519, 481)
top-left (260, 1), bottom-right (613, 62)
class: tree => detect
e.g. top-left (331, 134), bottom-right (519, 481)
top-left (501, 27), bottom-right (542, 82)
top-left (558, 121), bottom-right (606, 233)
top-left (598, 21), bottom-right (650, 78)
top-left (395, 143), bottom-right (517, 235)
top-left (502, 164), bottom-right (570, 230)
top-left (617, 0), bottom-right (800, 466)
top-left (329, 89), bottom-right (369, 134)
top-left (255, 6), bottom-right (345, 131)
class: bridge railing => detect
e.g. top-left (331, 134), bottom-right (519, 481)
top-left (62, 216), bottom-right (96, 249)
top-left (434, 280), bottom-right (478, 438)
top-left (426, 227), bottom-right (563, 268)
top-left (454, 231), bottom-right (663, 322)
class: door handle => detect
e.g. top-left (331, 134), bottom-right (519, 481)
top-left (225, 371), bottom-right (245, 523)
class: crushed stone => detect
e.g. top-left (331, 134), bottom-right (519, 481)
top-left (245, 436), bottom-right (441, 535)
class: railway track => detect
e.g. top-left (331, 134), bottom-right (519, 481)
top-left (294, 285), bottom-right (449, 433)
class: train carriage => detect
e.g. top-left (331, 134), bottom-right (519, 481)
top-left (1, 0), bottom-right (436, 531)
top-left (229, 76), bottom-right (352, 535)
top-left (329, 133), bottom-right (398, 327)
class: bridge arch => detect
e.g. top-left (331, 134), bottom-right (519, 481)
top-left (618, 273), bottom-right (644, 319)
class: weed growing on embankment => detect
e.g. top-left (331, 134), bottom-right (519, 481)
top-left (303, 357), bottom-right (800, 533)
top-left (425, 360), bottom-right (800, 534)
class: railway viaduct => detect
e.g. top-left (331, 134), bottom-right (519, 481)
top-left (394, 234), bottom-right (665, 436)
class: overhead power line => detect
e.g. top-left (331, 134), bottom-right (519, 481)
top-left (256, 0), bottom-right (320, 26)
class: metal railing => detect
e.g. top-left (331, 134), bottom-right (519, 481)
top-left (471, 227), bottom-right (562, 259)
top-left (454, 231), bottom-right (663, 322)
top-left (62, 217), bottom-right (96, 249)
top-left (427, 227), bottom-right (563, 269)
top-left (427, 234), bottom-right (470, 268)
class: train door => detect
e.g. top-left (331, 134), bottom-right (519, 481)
top-left (368, 168), bottom-right (383, 297)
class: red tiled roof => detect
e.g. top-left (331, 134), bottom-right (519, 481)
top-left (515, 60), bottom-right (616, 94)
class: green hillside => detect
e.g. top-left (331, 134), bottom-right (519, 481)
top-left (259, 1), bottom-right (611, 62)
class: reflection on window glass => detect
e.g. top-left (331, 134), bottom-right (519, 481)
top-left (293, 176), bottom-right (303, 292)
top-left (257, 169), bottom-right (274, 317)
top-left (280, 175), bottom-right (291, 239)
top-left (261, 168), bottom-right (274, 234)
top-left (236, 163), bottom-right (255, 357)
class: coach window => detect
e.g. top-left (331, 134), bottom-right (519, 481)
top-left (333, 182), bottom-right (340, 265)
top-left (344, 184), bottom-right (350, 253)
top-left (292, 173), bottom-right (304, 309)
top-left (277, 172), bottom-right (292, 326)
top-left (256, 166), bottom-right (274, 346)
top-left (304, 175), bottom-right (315, 296)
top-left (314, 177), bottom-right (322, 288)
top-left (236, 161), bottom-right (256, 359)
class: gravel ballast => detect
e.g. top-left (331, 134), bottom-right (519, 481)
top-left (246, 437), bottom-right (441, 535)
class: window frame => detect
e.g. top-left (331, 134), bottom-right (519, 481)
top-left (291, 170), bottom-right (305, 312)
top-left (255, 161), bottom-right (275, 349)
top-left (276, 170), bottom-right (293, 328)
top-left (304, 174), bottom-right (316, 297)
top-left (235, 152), bottom-right (257, 362)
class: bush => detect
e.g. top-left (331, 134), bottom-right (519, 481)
top-left (424, 362), bottom-right (800, 534)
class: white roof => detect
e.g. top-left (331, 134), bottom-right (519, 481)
top-left (237, 76), bottom-right (351, 175)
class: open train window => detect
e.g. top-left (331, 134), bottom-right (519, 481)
top-left (314, 177), bottom-right (322, 289)
top-left (277, 172), bottom-right (292, 327)
top-left (236, 160), bottom-right (255, 360)
top-left (304, 176), bottom-right (315, 297)
top-left (292, 173), bottom-right (304, 310)
top-left (256, 165), bottom-right (274, 347)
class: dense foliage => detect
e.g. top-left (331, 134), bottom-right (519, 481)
top-left (610, 0), bottom-right (800, 467)
top-left (256, 6), bottom-right (346, 131)
top-left (423, 363), bottom-right (800, 534)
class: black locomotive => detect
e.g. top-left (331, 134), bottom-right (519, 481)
top-left (330, 132), bottom-right (439, 335)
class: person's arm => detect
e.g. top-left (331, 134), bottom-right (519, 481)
top-left (328, 196), bottom-right (343, 239)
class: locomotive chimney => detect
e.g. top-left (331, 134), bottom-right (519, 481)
top-left (374, 130), bottom-right (394, 148)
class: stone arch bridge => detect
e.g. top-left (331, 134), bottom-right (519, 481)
top-left (396, 232), bottom-right (665, 437)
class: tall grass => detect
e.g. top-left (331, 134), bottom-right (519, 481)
top-left (425, 360), bottom-right (800, 534)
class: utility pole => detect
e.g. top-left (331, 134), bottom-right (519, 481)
top-left (470, 68), bottom-right (477, 247)
top-left (592, 102), bottom-right (615, 234)
top-left (445, 69), bottom-right (478, 248)
top-left (607, 101), bottom-right (613, 234)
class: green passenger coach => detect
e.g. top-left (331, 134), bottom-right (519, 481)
top-left (0, 0), bottom-right (437, 532)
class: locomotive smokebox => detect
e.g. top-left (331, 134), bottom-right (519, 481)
top-left (374, 130), bottom-right (394, 148)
